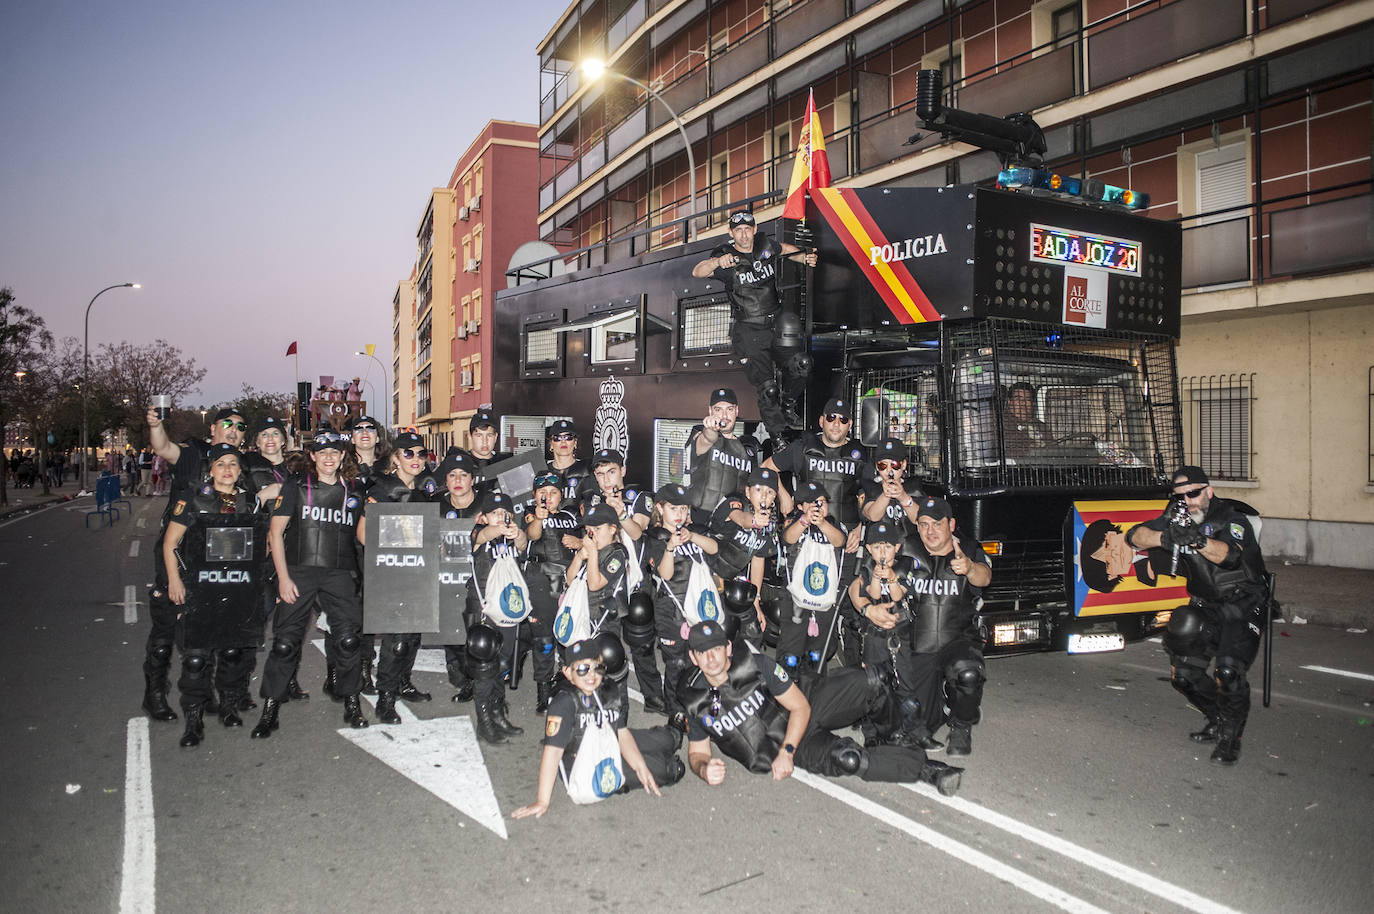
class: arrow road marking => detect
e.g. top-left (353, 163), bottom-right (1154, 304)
top-left (310, 639), bottom-right (506, 838)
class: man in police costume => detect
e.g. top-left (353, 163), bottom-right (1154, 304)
top-left (765, 397), bottom-right (868, 539)
top-left (691, 210), bottom-right (817, 438)
top-left (1126, 466), bottom-right (1269, 765)
top-left (466, 408), bottom-right (512, 494)
top-left (904, 496), bottom-right (992, 757)
top-left (142, 405), bottom-right (255, 722)
top-left (685, 388), bottom-right (758, 525)
top-left (252, 431), bottom-right (369, 737)
top-left (680, 621), bottom-right (962, 793)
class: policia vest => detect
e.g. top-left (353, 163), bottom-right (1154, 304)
top-left (1172, 498), bottom-right (1268, 605)
top-left (905, 535), bottom-right (984, 654)
top-left (687, 433), bottom-right (754, 512)
top-left (283, 475), bottom-right (360, 570)
top-left (244, 453), bottom-right (289, 490)
top-left (799, 434), bottom-right (865, 527)
top-left (681, 651), bottom-right (789, 774)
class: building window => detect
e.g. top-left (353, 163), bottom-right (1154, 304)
top-left (474, 163), bottom-right (483, 197)
top-left (460, 357), bottom-right (472, 391)
top-left (922, 42), bottom-right (963, 102)
top-left (464, 178), bottom-right (472, 203)
top-left (1368, 366), bottom-right (1374, 486)
top-left (1181, 374), bottom-right (1255, 482)
top-left (471, 354), bottom-right (482, 391)
top-left (1178, 131), bottom-right (1252, 288)
top-left (522, 311), bottom-right (565, 379)
top-left (591, 312), bottom-right (639, 364)
top-left (471, 290), bottom-right (482, 326)
top-left (678, 293), bottom-right (733, 357)
top-left (473, 225), bottom-right (483, 261)
top-left (710, 152), bottom-right (730, 224)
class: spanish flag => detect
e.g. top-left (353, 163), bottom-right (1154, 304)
top-left (781, 89), bottom-right (831, 220)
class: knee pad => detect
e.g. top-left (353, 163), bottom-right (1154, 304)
top-left (759, 380), bottom-right (781, 402)
top-left (182, 652), bottom-right (209, 673)
top-left (149, 643), bottom-right (174, 664)
top-left (220, 648), bottom-right (242, 663)
top-left (828, 737), bottom-right (868, 776)
top-left (950, 659), bottom-right (985, 693)
top-left (466, 624), bottom-right (503, 663)
top-left (337, 632), bottom-right (361, 654)
top-left (271, 639), bottom-right (297, 659)
top-left (1163, 605), bottom-right (1209, 656)
top-left (391, 638), bottom-right (412, 658)
top-left (721, 579), bottom-right (757, 615)
top-left (1215, 658), bottom-right (1246, 693)
top-left (863, 663), bottom-right (890, 701)
top-left (785, 352), bottom-right (813, 379)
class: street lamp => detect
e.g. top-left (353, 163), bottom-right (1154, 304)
top-left (81, 282), bottom-right (140, 493)
top-left (354, 348), bottom-right (390, 429)
top-left (581, 58), bottom-right (697, 241)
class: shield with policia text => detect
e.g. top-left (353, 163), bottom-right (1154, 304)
top-left (436, 517), bottom-right (475, 644)
top-left (363, 502), bottom-right (441, 634)
top-left (176, 513), bottom-right (271, 649)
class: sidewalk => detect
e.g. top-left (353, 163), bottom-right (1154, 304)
top-left (1271, 561), bottom-right (1374, 631)
top-left (0, 476), bottom-right (92, 520)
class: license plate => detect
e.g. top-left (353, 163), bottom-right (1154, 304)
top-left (1067, 632), bottom-right (1125, 654)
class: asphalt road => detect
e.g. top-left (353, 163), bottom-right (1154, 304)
top-left (3, 496), bottom-right (1372, 914)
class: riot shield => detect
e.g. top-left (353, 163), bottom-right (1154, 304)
top-left (479, 450), bottom-right (548, 513)
top-left (363, 502), bottom-right (441, 634)
top-left (177, 514), bottom-right (271, 650)
top-left (436, 517), bottom-right (475, 644)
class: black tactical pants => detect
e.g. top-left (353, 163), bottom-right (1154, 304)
top-left (261, 567), bottom-right (362, 701)
top-left (376, 633), bottom-right (422, 693)
top-left (177, 646), bottom-right (254, 712)
top-left (795, 667), bottom-right (927, 780)
top-left (1167, 599), bottom-right (1263, 732)
top-left (909, 637), bottom-right (985, 732)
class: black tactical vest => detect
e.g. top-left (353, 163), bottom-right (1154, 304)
top-left (244, 453), bottom-right (288, 490)
top-left (714, 237), bottom-right (783, 323)
top-left (529, 509), bottom-right (582, 565)
top-left (687, 433), bottom-right (754, 512)
top-left (367, 472), bottom-right (423, 504)
top-left (681, 651), bottom-right (789, 774)
top-left (905, 536), bottom-right (983, 653)
top-left (800, 434), bottom-right (864, 526)
top-left (554, 459), bottom-right (591, 502)
top-left (1177, 499), bottom-right (1267, 604)
top-left (471, 451), bottom-right (513, 494)
top-left (284, 476), bottom-right (361, 571)
top-left (711, 518), bottom-right (771, 580)
top-left (183, 485), bottom-right (254, 517)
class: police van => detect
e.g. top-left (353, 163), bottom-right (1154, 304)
top-left (491, 171), bottom-right (1186, 655)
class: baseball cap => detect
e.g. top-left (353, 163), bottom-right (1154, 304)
top-left (592, 448), bottom-right (623, 467)
top-left (796, 481), bottom-right (829, 503)
top-left (347, 415), bottom-right (380, 431)
top-left (583, 503), bottom-right (619, 527)
top-left (655, 483), bottom-right (690, 506)
top-left (747, 467), bottom-right (778, 490)
top-left (728, 211), bottom-right (755, 227)
top-left (709, 388), bottom-right (738, 406)
top-left (212, 407), bottom-right (244, 423)
top-left (866, 520), bottom-right (903, 545)
top-left (548, 419), bottom-right (577, 437)
top-left (393, 431), bottom-right (424, 450)
top-left (254, 415), bottom-right (287, 437)
top-left (822, 398), bottom-right (850, 420)
top-left (915, 496), bottom-right (952, 521)
top-left (470, 409), bottom-right (498, 431)
top-left (205, 443), bottom-right (243, 466)
top-left (533, 469), bottom-right (563, 490)
top-left (1172, 466), bottom-right (1209, 488)
top-left (478, 491), bottom-right (513, 514)
top-left (874, 438), bottom-right (907, 460)
top-left (564, 639), bottom-right (600, 665)
top-left (308, 431), bottom-right (348, 452)
top-left (687, 621), bottom-right (729, 652)
top-left (438, 451), bottom-right (477, 479)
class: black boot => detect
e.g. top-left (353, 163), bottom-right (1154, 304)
top-left (360, 657), bottom-right (377, 696)
top-left (919, 760), bottom-right (964, 796)
top-left (218, 694), bottom-right (244, 728)
top-left (492, 699), bottom-right (524, 737)
top-left (450, 681), bottom-right (474, 703)
top-left (1210, 726), bottom-right (1241, 766)
top-left (535, 679), bottom-right (554, 714)
top-left (142, 672), bottom-right (178, 722)
top-left (250, 698), bottom-right (280, 739)
top-left (202, 689), bottom-right (219, 715)
top-left (397, 678), bottom-right (432, 703)
top-left (286, 674), bottom-right (309, 701)
top-left (323, 663), bottom-right (342, 702)
top-left (946, 723), bottom-right (973, 757)
top-left (237, 693), bottom-right (258, 711)
top-left (1190, 719), bottom-right (1220, 743)
top-left (343, 693), bottom-right (369, 729)
top-left (474, 697), bottom-right (509, 744)
top-left (178, 706), bottom-right (205, 748)
top-left (376, 691), bottom-right (401, 725)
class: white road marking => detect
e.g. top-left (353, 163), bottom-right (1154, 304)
top-left (137, 517), bottom-right (147, 528)
top-left (412, 647), bottom-right (448, 674)
top-left (903, 782), bottom-right (1247, 914)
top-left (124, 586), bottom-right (139, 624)
top-left (1117, 660), bottom-right (1363, 714)
top-left (1301, 664), bottom-right (1374, 682)
top-left (795, 771), bottom-right (1110, 914)
top-left (129, 540), bottom-right (140, 557)
top-left (120, 717), bottom-right (155, 914)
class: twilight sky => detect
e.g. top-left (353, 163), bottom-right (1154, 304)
top-left (0, 0), bottom-right (562, 409)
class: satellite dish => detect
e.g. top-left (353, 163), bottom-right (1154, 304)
top-left (506, 241), bottom-right (568, 289)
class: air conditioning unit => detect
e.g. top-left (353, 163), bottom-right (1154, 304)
top-left (460, 369), bottom-right (473, 388)
top-left (469, 194), bottom-right (481, 212)
top-left (465, 258), bottom-right (480, 273)
top-left (458, 206), bottom-right (470, 221)
top-left (466, 320), bottom-right (480, 334)
top-left (456, 325), bottom-right (468, 339)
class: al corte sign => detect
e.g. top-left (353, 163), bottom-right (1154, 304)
top-left (1063, 267), bottom-right (1107, 328)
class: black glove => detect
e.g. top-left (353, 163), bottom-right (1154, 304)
top-left (1162, 522), bottom-right (1206, 551)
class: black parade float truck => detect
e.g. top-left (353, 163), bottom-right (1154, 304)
top-left (492, 169), bottom-right (1188, 655)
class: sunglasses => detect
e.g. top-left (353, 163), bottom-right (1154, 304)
top-left (572, 662), bottom-right (606, 676)
top-left (220, 420), bottom-right (249, 432)
top-left (551, 433), bottom-right (577, 442)
top-left (398, 448), bottom-right (422, 459)
top-left (876, 459), bottom-right (902, 471)
top-left (825, 414), bottom-right (851, 424)
top-left (1177, 486), bottom-right (1208, 499)
top-left (352, 425), bottom-right (378, 433)
top-left (534, 473), bottom-right (561, 489)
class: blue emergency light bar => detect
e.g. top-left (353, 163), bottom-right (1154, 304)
top-left (997, 166), bottom-right (1149, 211)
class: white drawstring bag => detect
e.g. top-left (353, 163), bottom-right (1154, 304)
top-left (559, 693), bottom-right (624, 804)
top-left (788, 535), bottom-right (839, 613)
top-left (619, 530), bottom-right (644, 592)
top-left (683, 553), bottom-right (724, 625)
top-left (481, 550), bottom-right (532, 627)
top-left (553, 573), bottom-right (592, 646)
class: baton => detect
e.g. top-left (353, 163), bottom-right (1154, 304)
top-left (814, 547), bottom-right (849, 676)
top-left (1263, 571), bottom-right (1276, 708)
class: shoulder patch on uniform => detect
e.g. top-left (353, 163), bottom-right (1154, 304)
top-left (1229, 522), bottom-right (1244, 540)
top-left (173, 500), bottom-right (186, 516)
top-left (346, 496), bottom-right (359, 509)
top-left (545, 716), bottom-right (562, 738)
top-left (851, 449), bottom-right (862, 460)
top-left (774, 663), bottom-right (789, 683)
top-left (200, 484), bottom-right (212, 495)
top-left (606, 557), bottom-right (622, 574)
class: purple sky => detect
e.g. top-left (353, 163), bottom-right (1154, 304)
top-left (0, 1), bottom-right (559, 410)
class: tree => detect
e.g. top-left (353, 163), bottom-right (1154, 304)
top-left (0, 288), bottom-right (54, 505)
top-left (91, 339), bottom-right (207, 449)
top-left (9, 336), bottom-right (81, 496)
top-left (220, 383), bottom-right (295, 440)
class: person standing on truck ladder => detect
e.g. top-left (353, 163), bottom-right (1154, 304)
top-left (691, 210), bottom-right (817, 439)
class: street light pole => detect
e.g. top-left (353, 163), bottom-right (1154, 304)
top-left (354, 349), bottom-right (390, 429)
top-left (581, 59), bottom-right (697, 242)
top-left (81, 282), bottom-right (140, 493)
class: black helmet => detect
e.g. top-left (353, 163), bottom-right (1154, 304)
top-left (465, 623), bottom-right (502, 661)
top-left (594, 632), bottom-right (629, 682)
top-left (721, 579), bottom-right (758, 614)
top-left (774, 310), bottom-right (805, 352)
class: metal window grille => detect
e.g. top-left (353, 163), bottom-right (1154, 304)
top-left (653, 418), bottom-right (698, 490)
top-left (851, 364), bottom-right (945, 482)
top-left (525, 327), bottom-right (558, 365)
top-left (1180, 373), bottom-right (1255, 482)
top-left (678, 293), bottom-right (733, 357)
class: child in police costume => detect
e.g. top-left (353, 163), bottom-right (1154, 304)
top-left (522, 468), bottom-right (583, 712)
top-left (512, 637), bottom-right (684, 820)
top-left (777, 480), bottom-right (848, 678)
top-left (466, 490), bottom-right (531, 744)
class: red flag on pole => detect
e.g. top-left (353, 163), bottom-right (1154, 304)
top-left (285, 341), bottom-right (298, 357)
top-left (782, 89), bottom-right (832, 220)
